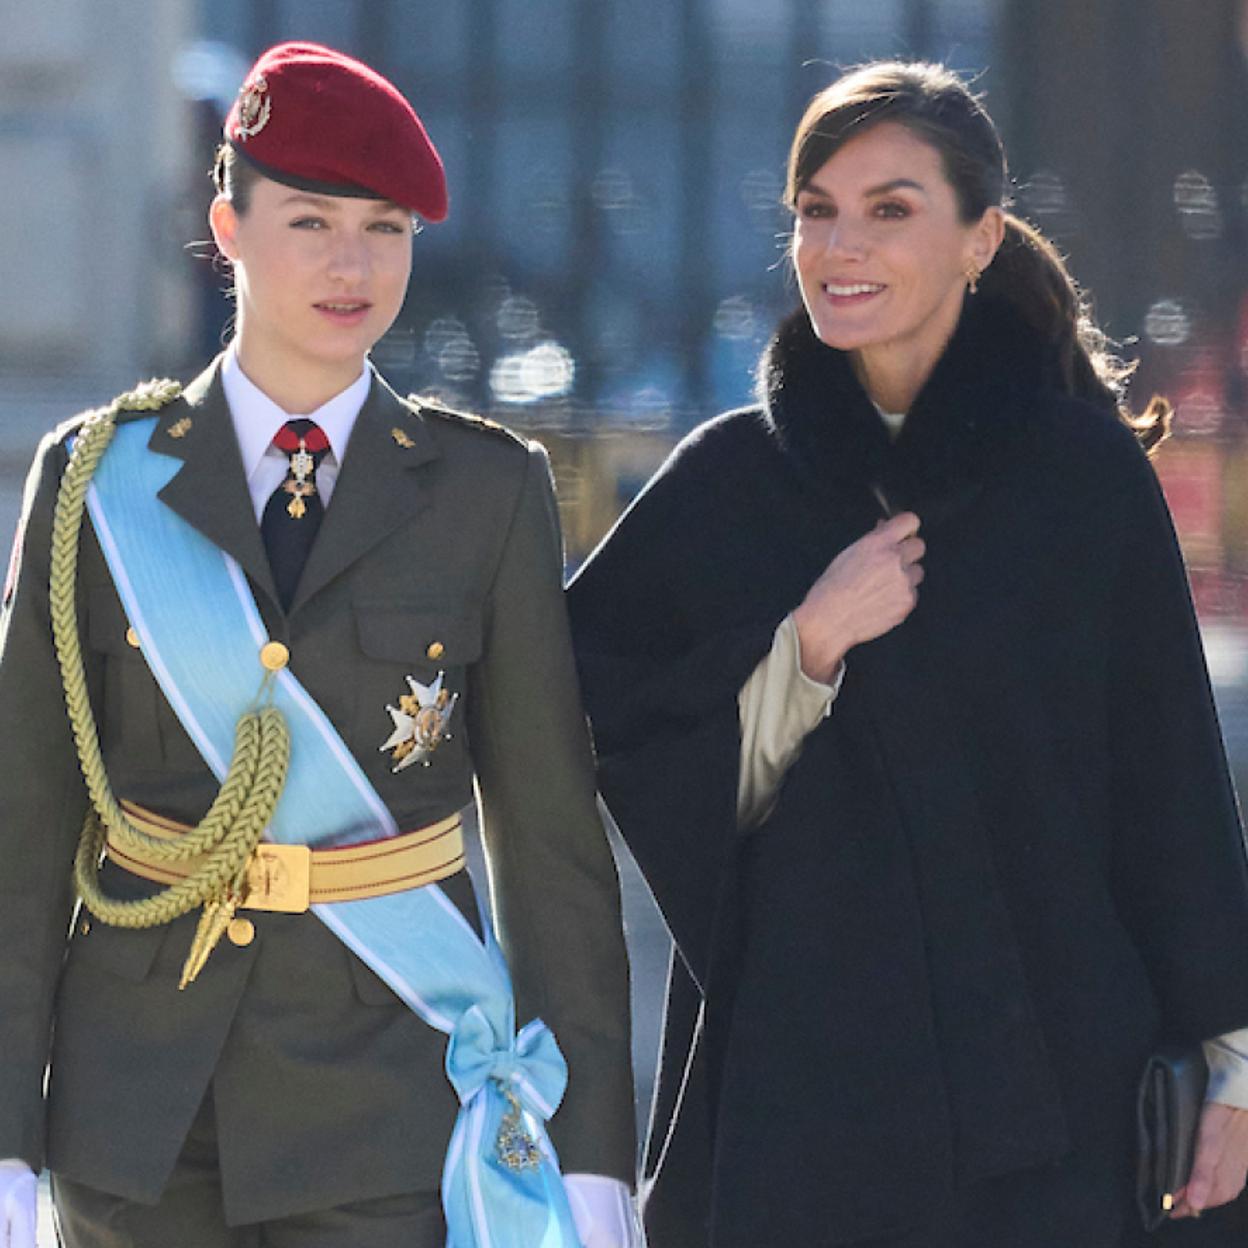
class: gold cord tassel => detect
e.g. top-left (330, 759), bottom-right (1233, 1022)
top-left (179, 892), bottom-right (243, 989)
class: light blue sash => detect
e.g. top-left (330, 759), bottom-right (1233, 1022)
top-left (81, 418), bottom-right (580, 1248)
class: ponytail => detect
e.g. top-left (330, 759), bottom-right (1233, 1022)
top-left (981, 215), bottom-right (1172, 454)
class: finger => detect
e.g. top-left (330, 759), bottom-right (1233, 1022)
top-left (1184, 1110), bottom-right (1226, 1213)
top-left (897, 537), bottom-right (925, 565)
top-left (877, 511), bottom-right (921, 541)
top-left (907, 563), bottom-right (925, 588)
top-left (1202, 1157), bottom-right (1248, 1211)
top-left (1171, 1188), bottom-right (1207, 1220)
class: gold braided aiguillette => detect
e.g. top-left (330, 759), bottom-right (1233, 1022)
top-left (49, 385), bottom-right (290, 988)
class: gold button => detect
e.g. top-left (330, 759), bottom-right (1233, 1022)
top-left (79, 918), bottom-right (91, 936)
top-left (426, 641), bottom-right (445, 661)
top-left (259, 641), bottom-right (289, 671)
top-left (227, 917), bottom-right (255, 947)
top-left (125, 627), bottom-right (140, 649)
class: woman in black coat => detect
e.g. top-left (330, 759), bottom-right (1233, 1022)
top-left (568, 62), bottom-right (1248, 1247)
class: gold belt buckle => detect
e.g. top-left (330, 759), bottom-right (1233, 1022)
top-left (242, 843), bottom-right (312, 913)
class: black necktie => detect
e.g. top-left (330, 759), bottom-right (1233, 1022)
top-left (261, 418), bottom-right (330, 609)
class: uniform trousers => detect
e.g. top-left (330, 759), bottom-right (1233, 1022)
top-left (52, 1090), bottom-right (445, 1248)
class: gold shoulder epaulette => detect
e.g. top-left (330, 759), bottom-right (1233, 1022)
top-left (405, 394), bottom-right (523, 445)
top-left (112, 378), bottom-right (183, 413)
top-left (57, 377), bottom-right (185, 444)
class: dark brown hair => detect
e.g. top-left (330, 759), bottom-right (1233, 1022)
top-left (212, 141), bottom-right (262, 216)
top-left (787, 61), bottom-right (1169, 450)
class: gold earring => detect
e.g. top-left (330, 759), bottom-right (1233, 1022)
top-left (965, 263), bottom-right (981, 295)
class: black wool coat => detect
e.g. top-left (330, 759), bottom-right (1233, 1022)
top-left (568, 298), bottom-right (1248, 1247)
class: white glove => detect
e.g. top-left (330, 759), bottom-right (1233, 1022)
top-left (563, 1173), bottom-right (640, 1248)
top-left (0, 1159), bottom-right (37, 1248)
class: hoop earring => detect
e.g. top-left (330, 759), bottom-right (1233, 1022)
top-left (965, 264), bottom-right (981, 295)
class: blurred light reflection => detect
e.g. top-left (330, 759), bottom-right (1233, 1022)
top-left (1143, 299), bottom-right (1192, 347)
top-left (497, 295), bottom-right (541, 340)
top-left (425, 317), bottom-right (481, 381)
top-left (714, 295), bottom-right (758, 340)
top-left (490, 341), bottom-right (576, 403)
top-left (1017, 170), bottom-right (1080, 238)
top-left (1173, 170), bottom-right (1223, 241)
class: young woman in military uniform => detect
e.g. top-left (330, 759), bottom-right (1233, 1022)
top-left (0, 42), bottom-right (637, 1248)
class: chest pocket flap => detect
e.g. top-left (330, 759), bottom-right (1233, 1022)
top-left (354, 605), bottom-right (483, 667)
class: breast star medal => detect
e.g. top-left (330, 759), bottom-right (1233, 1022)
top-left (379, 672), bottom-right (458, 772)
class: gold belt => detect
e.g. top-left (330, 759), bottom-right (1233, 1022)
top-left (106, 801), bottom-right (465, 913)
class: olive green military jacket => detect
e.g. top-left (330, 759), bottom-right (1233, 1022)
top-left (0, 360), bottom-right (635, 1224)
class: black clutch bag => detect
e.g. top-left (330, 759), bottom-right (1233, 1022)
top-left (1137, 1047), bottom-right (1208, 1232)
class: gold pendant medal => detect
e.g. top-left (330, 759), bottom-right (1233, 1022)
top-left (284, 488), bottom-right (309, 519)
top-left (282, 439), bottom-right (318, 519)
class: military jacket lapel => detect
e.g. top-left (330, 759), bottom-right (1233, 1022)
top-left (149, 359), bottom-right (282, 610)
top-left (288, 375), bottom-right (438, 613)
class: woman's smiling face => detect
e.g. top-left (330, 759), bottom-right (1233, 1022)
top-left (792, 121), bottom-right (1002, 397)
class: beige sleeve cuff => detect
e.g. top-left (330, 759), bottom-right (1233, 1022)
top-left (737, 613), bottom-right (843, 828)
top-left (1204, 1027), bottom-right (1248, 1109)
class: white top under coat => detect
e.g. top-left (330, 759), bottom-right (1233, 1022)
top-left (875, 404), bottom-right (907, 439)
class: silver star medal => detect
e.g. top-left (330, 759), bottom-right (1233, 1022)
top-left (379, 672), bottom-right (459, 773)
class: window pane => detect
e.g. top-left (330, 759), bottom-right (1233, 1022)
top-left (930, 0), bottom-right (1000, 67)
top-left (818, 0), bottom-right (909, 60)
top-left (494, 116), bottom-right (573, 275)
top-left (597, 115), bottom-right (679, 303)
top-left (275, 0), bottom-right (354, 48)
top-left (710, 114), bottom-right (791, 291)
top-left (497, 0), bottom-right (573, 79)
top-left (392, 3), bottom-right (470, 75)
top-left (606, 0), bottom-right (681, 92)
top-left (712, 0), bottom-right (794, 70)
top-left (416, 112), bottom-right (468, 248)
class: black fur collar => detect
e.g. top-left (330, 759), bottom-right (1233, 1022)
top-left (757, 295), bottom-right (1073, 525)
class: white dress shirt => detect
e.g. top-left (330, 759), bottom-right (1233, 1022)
top-left (220, 346), bottom-right (371, 520)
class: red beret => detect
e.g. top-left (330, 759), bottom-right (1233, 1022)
top-left (225, 42), bottom-right (447, 222)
